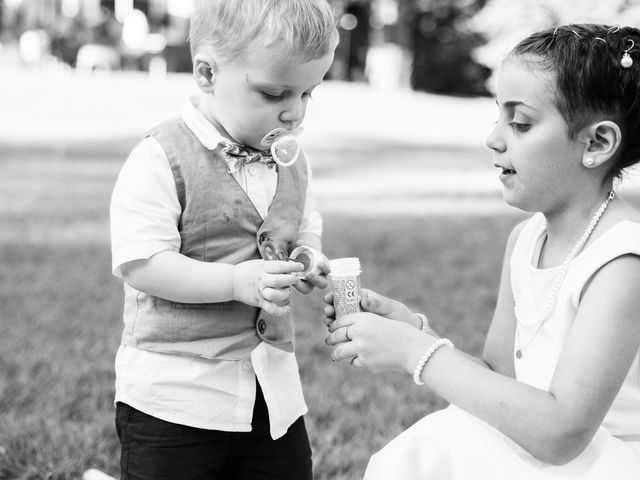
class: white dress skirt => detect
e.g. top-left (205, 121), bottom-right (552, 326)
top-left (364, 405), bottom-right (640, 480)
top-left (364, 216), bottom-right (640, 480)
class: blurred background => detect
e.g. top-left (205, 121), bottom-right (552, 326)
top-left (1, 1), bottom-right (640, 479)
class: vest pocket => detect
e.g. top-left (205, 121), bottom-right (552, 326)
top-left (171, 301), bottom-right (227, 310)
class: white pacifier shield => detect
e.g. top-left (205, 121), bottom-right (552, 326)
top-left (270, 135), bottom-right (300, 166)
top-left (260, 127), bottom-right (303, 166)
top-left (259, 127), bottom-right (303, 148)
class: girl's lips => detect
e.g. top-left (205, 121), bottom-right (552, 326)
top-left (494, 163), bottom-right (516, 175)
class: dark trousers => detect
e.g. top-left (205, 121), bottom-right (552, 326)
top-left (115, 382), bottom-right (313, 480)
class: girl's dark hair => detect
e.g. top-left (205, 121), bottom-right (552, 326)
top-left (510, 24), bottom-right (640, 178)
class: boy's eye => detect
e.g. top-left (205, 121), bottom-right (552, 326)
top-left (261, 91), bottom-right (285, 102)
top-left (509, 121), bottom-right (531, 133)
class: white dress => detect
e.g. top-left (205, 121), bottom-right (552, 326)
top-left (364, 214), bottom-right (640, 479)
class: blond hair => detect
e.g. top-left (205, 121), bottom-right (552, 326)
top-left (189, 0), bottom-right (338, 64)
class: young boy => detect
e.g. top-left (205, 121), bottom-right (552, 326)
top-left (109, 1), bottom-right (338, 478)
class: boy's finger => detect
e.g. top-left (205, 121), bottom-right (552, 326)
top-left (261, 301), bottom-right (291, 317)
top-left (304, 273), bottom-right (328, 290)
top-left (317, 255), bottom-right (330, 274)
top-left (262, 286), bottom-right (292, 303)
top-left (293, 279), bottom-right (314, 294)
top-left (323, 292), bottom-right (334, 304)
top-left (265, 261), bottom-right (304, 274)
top-left (264, 273), bottom-right (301, 289)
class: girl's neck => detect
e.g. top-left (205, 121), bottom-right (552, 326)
top-left (539, 185), bottom-right (613, 268)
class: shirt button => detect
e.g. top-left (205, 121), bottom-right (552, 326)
top-left (257, 318), bottom-right (267, 335)
top-left (242, 360), bottom-right (252, 371)
top-left (247, 165), bottom-right (256, 176)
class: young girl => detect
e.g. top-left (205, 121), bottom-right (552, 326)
top-left (325, 24), bottom-right (640, 479)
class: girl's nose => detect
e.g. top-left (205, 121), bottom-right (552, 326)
top-left (486, 124), bottom-right (506, 153)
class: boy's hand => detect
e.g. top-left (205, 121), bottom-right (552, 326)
top-left (293, 254), bottom-right (330, 294)
top-left (232, 260), bottom-right (304, 316)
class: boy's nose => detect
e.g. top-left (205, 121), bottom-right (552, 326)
top-left (279, 100), bottom-right (305, 127)
top-left (486, 124), bottom-right (506, 153)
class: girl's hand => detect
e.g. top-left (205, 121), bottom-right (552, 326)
top-left (325, 312), bottom-right (434, 372)
top-left (232, 259), bottom-right (304, 316)
top-left (323, 288), bottom-right (422, 330)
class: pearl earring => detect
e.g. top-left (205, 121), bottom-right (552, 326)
top-left (585, 158), bottom-right (595, 167)
top-left (622, 39), bottom-right (634, 69)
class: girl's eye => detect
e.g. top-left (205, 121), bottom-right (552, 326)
top-left (509, 122), bottom-right (531, 133)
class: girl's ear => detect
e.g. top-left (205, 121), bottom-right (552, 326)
top-left (578, 121), bottom-right (622, 169)
top-left (193, 53), bottom-right (217, 94)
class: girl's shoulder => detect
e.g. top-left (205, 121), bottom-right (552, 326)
top-left (601, 197), bottom-right (640, 230)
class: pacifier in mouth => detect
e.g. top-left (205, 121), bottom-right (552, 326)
top-left (260, 127), bottom-right (303, 167)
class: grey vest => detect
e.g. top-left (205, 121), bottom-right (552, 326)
top-left (120, 117), bottom-right (308, 360)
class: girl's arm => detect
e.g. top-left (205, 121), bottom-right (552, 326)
top-left (419, 253), bottom-right (640, 464)
top-left (327, 228), bottom-right (640, 465)
top-left (480, 221), bottom-right (525, 377)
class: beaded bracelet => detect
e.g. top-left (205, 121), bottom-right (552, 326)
top-left (413, 338), bottom-right (454, 386)
top-left (415, 313), bottom-right (430, 333)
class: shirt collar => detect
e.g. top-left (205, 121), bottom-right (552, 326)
top-left (181, 95), bottom-right (228, 150)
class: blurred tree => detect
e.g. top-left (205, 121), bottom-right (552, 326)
top-left (328, 0), bottom-right (371, 81)
top-left (408, 0), bottom-right (490, 96)
top-left (471, 0), bottom-right (640, 78)
top-left (330, 0), bottom-right (491, 95)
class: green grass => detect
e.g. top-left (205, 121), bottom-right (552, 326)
top-left (0, 139), bottom-right (523, 480)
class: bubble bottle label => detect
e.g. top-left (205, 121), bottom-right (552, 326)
top-left (329, 258), bottom-right (362, 318)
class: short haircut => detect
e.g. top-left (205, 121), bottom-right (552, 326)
top-left (509, 24), bottom-right (640, 177)
top-left (189, 0), bottom-right (338, 64)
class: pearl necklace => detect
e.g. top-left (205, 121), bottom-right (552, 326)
top-left (514, 190), bottom-right (616, 359)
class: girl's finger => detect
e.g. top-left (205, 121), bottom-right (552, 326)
top-left (360, 289), bottom-right (394, 315)
top-left (326, 325), bottom-right (353, 345)
top-left (328, 314), bottom-right (357, 333)
top-left (331, 341), bottom-right (359, 362)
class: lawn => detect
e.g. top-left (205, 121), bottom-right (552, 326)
top-left (0, 132), bottom-right (524, 479)
top-left (0, 70), bottom-right (534, 479)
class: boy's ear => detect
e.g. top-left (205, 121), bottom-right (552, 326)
top-left (193, 53), bottom-right (218, 93)
top-left (577, 121), bottom-right (622, 169)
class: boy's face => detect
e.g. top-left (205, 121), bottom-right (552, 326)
top-left (200, 44), bottom-right (335, 150)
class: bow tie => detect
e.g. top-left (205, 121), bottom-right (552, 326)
top-left (221, 142), bottom-right (275, 174)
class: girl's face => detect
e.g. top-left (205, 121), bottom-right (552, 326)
top-left (486, 56), bottom-right (585, 213)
